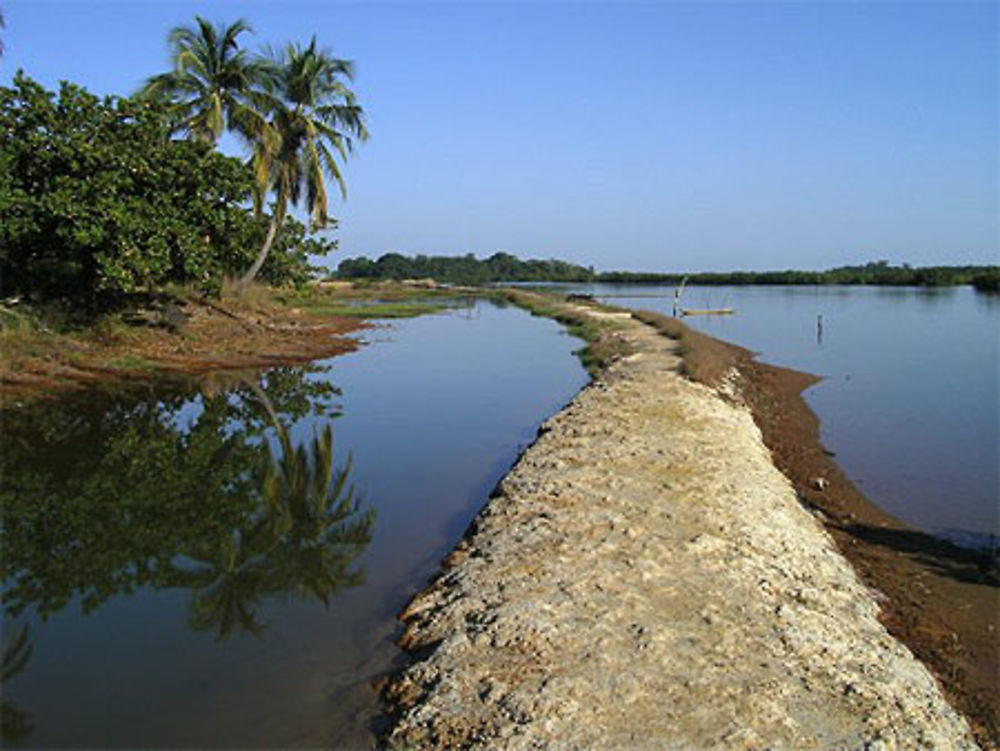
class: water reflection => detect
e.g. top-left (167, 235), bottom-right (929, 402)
top-left (0, 366), bottom-right (373, 738)
top-left (178, 383), bottom-right (373, 640)
top-left (1, 623), bottom-right (33, 742)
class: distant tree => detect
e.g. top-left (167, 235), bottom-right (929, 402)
top-left (241, 38), bottom-right (368, 284)
top-left (971, 269), bottom-right (1000, 293)
top-left (333, 252), bottom-right (597, 285)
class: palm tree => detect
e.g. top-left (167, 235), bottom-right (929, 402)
top-left (139, 16), bottom-right (270, 147)
top-left (240, 38), bottom-right (368, 284)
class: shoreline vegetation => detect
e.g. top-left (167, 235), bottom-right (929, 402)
top-left (2, 16), bottom-right (369, 332)
top-left (335, 252), bottom-right (1000, 290)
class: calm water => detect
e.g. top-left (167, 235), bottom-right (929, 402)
top-left (565, 283), bottom-right (999, 546)
top-left (0, 300), bottom-right (588, 748)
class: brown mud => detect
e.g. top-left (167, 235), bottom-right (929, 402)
top-left (637, 310), bottom-right (999, 749)
top-left (0, 295), bottom-right (365, 402)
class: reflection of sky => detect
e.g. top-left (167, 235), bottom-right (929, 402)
top-left (165, 394), bottom-right (203, 434)
top-left (576, 284), bottom-right (998, 540)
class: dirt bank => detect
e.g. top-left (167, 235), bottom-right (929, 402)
top-left (383, 297), bottom-right (979, 749)
top-left (0, 293), bottom-right (364, 402)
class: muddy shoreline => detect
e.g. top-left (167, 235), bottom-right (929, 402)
top-left (736, 343), bottom-right (999, 748)
top-left (0, 294), bottom-right (365, 402)
top-left (381, 295), bottom-right (983, 749)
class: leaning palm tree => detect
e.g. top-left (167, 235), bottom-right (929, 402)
top-left (240, 38), bottom-right (368, 284)
top-left (139, 16), bottom-right (270, 147)
top-left (1, 623), bottom-right (34, 741)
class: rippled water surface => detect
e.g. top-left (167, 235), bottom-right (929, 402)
top-left (0, 300), bottom-right (588, 748)
top-left (561, 283), bottom-right (999, 546)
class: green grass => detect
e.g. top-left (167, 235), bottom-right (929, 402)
top-left (0, 306), bottom-right (37, 333)
top-left (502, 289), bottom-right (633, 375)
top-left (277, 281), bottom-right (501, 321)
top-left (0, 305), bottom-right (65, 360)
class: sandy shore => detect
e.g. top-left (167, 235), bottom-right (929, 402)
top-left (383, 302), bottom-right (978, 749)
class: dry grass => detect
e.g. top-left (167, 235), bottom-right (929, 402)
top-left (631, 309), bottom-right (749, 387)
top-left (220, 277), bottom-right (277, 309)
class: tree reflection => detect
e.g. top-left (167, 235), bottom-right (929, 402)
top-left (1, 623), bottom-right (33, 742)
top-left (180, 386), bottom-right (374, 639)
top-left (0, 366), bottom-right (374, 643)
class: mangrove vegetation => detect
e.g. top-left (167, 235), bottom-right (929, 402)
top-left (334, 254), bottom-right (998, 289)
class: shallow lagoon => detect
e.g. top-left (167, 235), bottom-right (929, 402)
top-left (0, 300), bottom-right (588, 748)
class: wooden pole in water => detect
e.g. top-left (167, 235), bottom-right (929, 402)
top-left (673, 276), bottom-right (687, 317)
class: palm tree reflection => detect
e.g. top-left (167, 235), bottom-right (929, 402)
top-left (181, 384), bottom-right (374, 640)
top-left (1, 623), bottom-right (34, 742)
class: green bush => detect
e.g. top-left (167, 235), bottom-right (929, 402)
top-left (971, 269), bottom-right (1000, 293)
top-left (0, 72), bottom-right (265, 307)
top-left (0, 73), bottom-right (335, 311)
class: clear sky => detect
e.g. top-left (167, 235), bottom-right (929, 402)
top-left (2, 1), bottom-right (997, 272)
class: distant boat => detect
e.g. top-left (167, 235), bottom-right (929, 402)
top-left (680, 307), bottom-right (735, 316)
top-left (673, 276), bottom-right (734, 317)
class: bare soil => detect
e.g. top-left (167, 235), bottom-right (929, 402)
top-left (0, 294), bottom-right (364, 402)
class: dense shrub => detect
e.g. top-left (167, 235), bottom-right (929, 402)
top-left (0, 73), bottom-right (261, 305)
top-left (0, 73), bottom-right (333, 309)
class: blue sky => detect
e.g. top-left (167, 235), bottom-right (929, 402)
top-left (3, 1), bottom-right (997, 272)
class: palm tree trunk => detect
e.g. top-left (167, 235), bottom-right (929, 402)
top-left (240, 203), bottom-right (286, 285)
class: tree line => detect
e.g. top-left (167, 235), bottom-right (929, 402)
top-left (334, 255), bottom-right (999, 290)
top-left (600, 260), bottom-right (999, 288)
top-left (335, 251), bottom-right (597, 285)
top-left (1, 17), bottom-right (366, 312)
